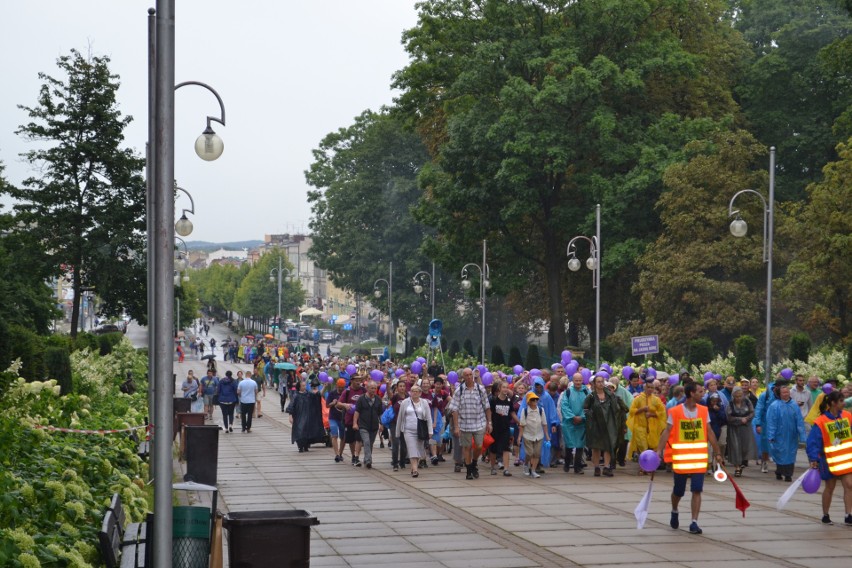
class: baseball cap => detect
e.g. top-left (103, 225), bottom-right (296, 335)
top-left (336, 379), bottom-right (346, 388)
top-left (526, 392), bottom-right (539, 402)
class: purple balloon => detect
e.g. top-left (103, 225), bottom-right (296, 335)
top-left (417, 356), bottom-right (426, 364)
top-left (580, 368), bottom-right (592, 382)
top-left (476, 365), bottom-right (488, 376)
top-left (570, 359), bottom-right (578, 367)
top-left (347, 405), bottom-right (355, 415)
top-left (346, 364), bottom-right (357, 376)
top-left (823, 383), bottom-right (834, 394)
top-left (411, 361), bottom-right (423, 374)
top-left (318, 372), bottom-right (329, 383)
top-left (622, 367), bottom-right (634, 380)
top-left (668, 375), bottom-right (679, 386)
top-left (530, 368), bottom-right (542, 377)
top-left (565, 362), bottom-right (579, 375)
top-left (646, 367), bottom-right (657, 379)
top-left (482, 372), bottom-right (493, 386)
top-left (638, 450), bottom-right (661, 472)
top-left (561, 350), bottom-right (572, 362)
top-left (713, 373), bottom-right (722, 381)
top-left (703, 371), bottom-right (714, 382)
top-left (802, 468), bottom-right (821, 494)
top-left (447, 371), bottom-right (459, 385)
top-left (513, 365), bottom-right (524, 375)
top-left (379, 384), bottom-right (387, 394)
top-left (395, 368), bottom-right (405, 378)
top-left (370, 369), bottom-right (383, 382)
top-left (600, 363), bottom-right (613, 374)
top-left (780, 368), bottom-right (794, 380)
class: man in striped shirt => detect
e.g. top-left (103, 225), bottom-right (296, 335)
top-left (452, 368), bottom-right (492, 480)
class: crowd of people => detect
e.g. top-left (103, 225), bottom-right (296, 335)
top-left (180, 329), bottom-right (852, 533)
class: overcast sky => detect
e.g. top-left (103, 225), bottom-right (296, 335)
top-left (0, 0), bottom-right (420, 242)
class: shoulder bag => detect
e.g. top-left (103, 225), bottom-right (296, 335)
top-left (416, 402), bottom-right (430, 441)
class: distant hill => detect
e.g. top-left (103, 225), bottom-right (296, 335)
top-left (184, 240), bottom-right (264, 251)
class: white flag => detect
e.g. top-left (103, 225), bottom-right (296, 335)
top-left (634, 479), bottom-right (654, 529)
top-left (776, 469), bottom-right (807, 511)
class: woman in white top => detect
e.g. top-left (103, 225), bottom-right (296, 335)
top-left (395, 385), bottom-right (433, 478)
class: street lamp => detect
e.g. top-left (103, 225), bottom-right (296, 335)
top-left (566, 204), bottom-right (601, 370)
top-left (412, 262), bottom-right (436, 321)
top-left (461, 240), bottom-right (490, 365)
top-left (269, 256), bottom-right (293, 335)
top-left (174, 185), bottom-right (195, 237)
top-left (149, 4), bottom-right (227, 565)
top-left (373, 262), bottom-right (393, 351)
top-left (728, 147), bottom-right (776, 384)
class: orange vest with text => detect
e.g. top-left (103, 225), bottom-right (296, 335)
top-left (813, 410), bottom-right (852, 477)
top-left (665, 404), bottom-right (709, 474)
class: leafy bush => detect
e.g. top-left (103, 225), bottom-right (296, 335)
top-left (0, 317), bottom-right (12, 370)
top-left (688, 338), bottom-right (715, 367)
top-left (848, 342), bottom-right (852, 376)
top-left (599, 341), bottom-right (615, 365)
top-left (449, 340), bottom-right (460, 357)
top-left (789, 332), bottom-right (811, 363)
top-left (0, 337), bottom-right (149, 567)
top-left (525, 344), bottom-right (542, 370)
top-left (491, 345), bottom-right (505, 365)
top-left (507, 346), bottom-right (523, 367)
top-left (463, 338), bottom-right (474, 356)
top-left (6, 325), bottom-right (45, 381)
top-left (735, 335), bottom-right (758, 379)
top-left (44, 347), bottom-right (73, 396)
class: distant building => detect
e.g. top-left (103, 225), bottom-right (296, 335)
top-left (205, 248), bottom-right (248, 267)
top-left (256, 234), bottom-right (327, 310)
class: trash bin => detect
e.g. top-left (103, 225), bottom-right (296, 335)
top-left (175, 412), bottom-right (206, 443)
top-left (184, 425), bottom-right (219, 486)
top-left (173, 506), bottom-right (210, 568)
top-left (174, 397), bottom-right (192, 414)
top-left (223, 510), bottom-right (319, 568)
top-left (173, 482), bottom-right (218, 568)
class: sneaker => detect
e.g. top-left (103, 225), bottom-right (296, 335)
top-left (524, 465), bottom-right (530, 476)
top-left (845, 514), bottom-right (852, 526)
top-left (761, 462), bottom-right (769, 473)
top-left (465, 465), bottom-right (474, 480)
top-left (437, 455), bottom-right (446, 462)
top-left (454, 464), bottom-right (462, 473)
top-left (472, 466), bottom-right (480, 479)
top-left (535, 466), bottom-right (546, 474)
top-left (670, 512), bottom-right (679, 529)
top-left (498, 461), bottom-right (504, 470)
top-left (355, 460), bottom-right (362, 467)
top-left (821, 514), bottom-right (833, 525)
top-left (503, 470), bottom-right (512, 477)
top-left (491, 468), bottom-right (497, 476)
top-left (431, 456), bottom-right (439, 466)
top-left (379, 441), bottom-right (385, 449)
top-left (393, 465), bottom-right (399, 472)
top-left (228, 427), bottom-right (233, 433)
top-left (366, 463), bottom-right (372, 469)
top-left (785, 476), bottom-right (792, 482)
top-left (531, 471), bottom-right (541, 479)
top-left (334, 455), bottom-right (340, 463)
top-left (688, 522), bottom-right (702, 534)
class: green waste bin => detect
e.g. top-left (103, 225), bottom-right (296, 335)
top-left (223, 510), bottom-right (319, 568)
top-left (173, 506), bottom-right (210, 568)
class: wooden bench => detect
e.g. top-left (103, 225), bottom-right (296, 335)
top-left (98, 494), bottom-right (150, 568)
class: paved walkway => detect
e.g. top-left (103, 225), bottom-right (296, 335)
top-left (133, 323), bottom-right (852, 567)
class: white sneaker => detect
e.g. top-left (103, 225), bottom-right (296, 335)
top-left (523, 465), bottom-right (530, 476)
top-left (531, 471), bottom-right (541, 479)
top-left (761, 463), bottom-right (769, 473)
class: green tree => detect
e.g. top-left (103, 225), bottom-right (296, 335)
top-left (779, 138), bottom-right (852, 343)
top-left (190, 262), bottom-right (246, 321)
top-left (632, 129), bottom-right (776, 354)
top-left (734, 0), bottom-right (852, 200)
top-left (789, 332), bottom-right (811, 363)
top-left (491, 345), bottom-right (505, 366)
top-left (233, 249), bottom-right (304, 322)
top-left (449, 340), bottom-right (460, 357)
top-left (507, 346), bottom-right (523, 367)
top-left (395, 0), bottom-right (748, 352)
top-left (688, 338), bottom-right (715, 368)
top-left (175, 281), bottom-right (201, 333)
top-left (525, 344), bottom-right (542, 371)
top-left (9, 49), bottom-right (145, 337)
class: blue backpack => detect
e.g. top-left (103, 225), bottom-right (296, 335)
top-left (380, 406), bottom-right (396, 428)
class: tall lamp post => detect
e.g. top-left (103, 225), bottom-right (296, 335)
top-left (373, 262), bottom-right (393, 351)
top-left (728, 147), bottom-right (775, 384)
top-left (412, 262), bottom-right (436, 321)
top-left (149, 3), bottom-right (226, 565)
top-left (461, 240), bottom-right (490, 365)
top-left (269, 257), bottom-right (292, 337)
top-left (566, 204), bottom-right (601, 370)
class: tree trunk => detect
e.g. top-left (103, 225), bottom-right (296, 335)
top-left (544, 241), bottom-right (566, 355)
top-left (567, 321), bottom-right (579, 347)
top-left (70, 266), bottom-right (82, 339)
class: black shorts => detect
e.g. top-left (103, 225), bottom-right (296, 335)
top-left (490, 429), bottom-right (511, 455)
top-left (672, 472), bottom-right (705, 497)
top-left (344, 426), bottom-right (360, 444)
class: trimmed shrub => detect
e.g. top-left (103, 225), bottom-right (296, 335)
top-left (789, 332), bottom-right (811, 363)
top-left (599, 341), bottom-right (615, 365)
top-left (688, 338), bottom-right (714, 367)
top-left (449, 340), bottom-right (460, 357)
top-left (44, 346), bottom-right (73, 395)
top-left (491, 345), bottom-right (505, 365)
top-left (525, 344), bottom-right (542, 370)
top-left (508, 346), bottom-right (524, 367)
top-left (463, 338), bottom-right (474, 357)
top-left (735, 335), bottom-right (758, 379)
top-left (7, 324), bottom-right (45, 381)
top-left (0, 316), bottom-right (11, 371)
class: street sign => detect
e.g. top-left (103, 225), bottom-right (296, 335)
top-left (331, 314), bottom-right (337, 322)
top-left (631, 335), bottom-right (659, 356)
top-left (343, 323), bottom-right (352, 331)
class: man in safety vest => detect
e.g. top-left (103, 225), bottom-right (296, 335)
top-left (656, 381), bottom-right (723, 535)
top-left (806, 390), bottom-right (852, 525)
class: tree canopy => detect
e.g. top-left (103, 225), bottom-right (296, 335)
top-left (8, 49), bottom-right (145, 337)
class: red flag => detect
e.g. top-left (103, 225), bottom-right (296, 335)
top-left (730, 477), bottom-right (750, 517)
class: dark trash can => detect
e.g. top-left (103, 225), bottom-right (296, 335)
top-left (222, 510), bottom-right (319, 568)
top-left (174, 397), bottom-right (192, 414)
top-left (184, 425), bottom-right (220, 486)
